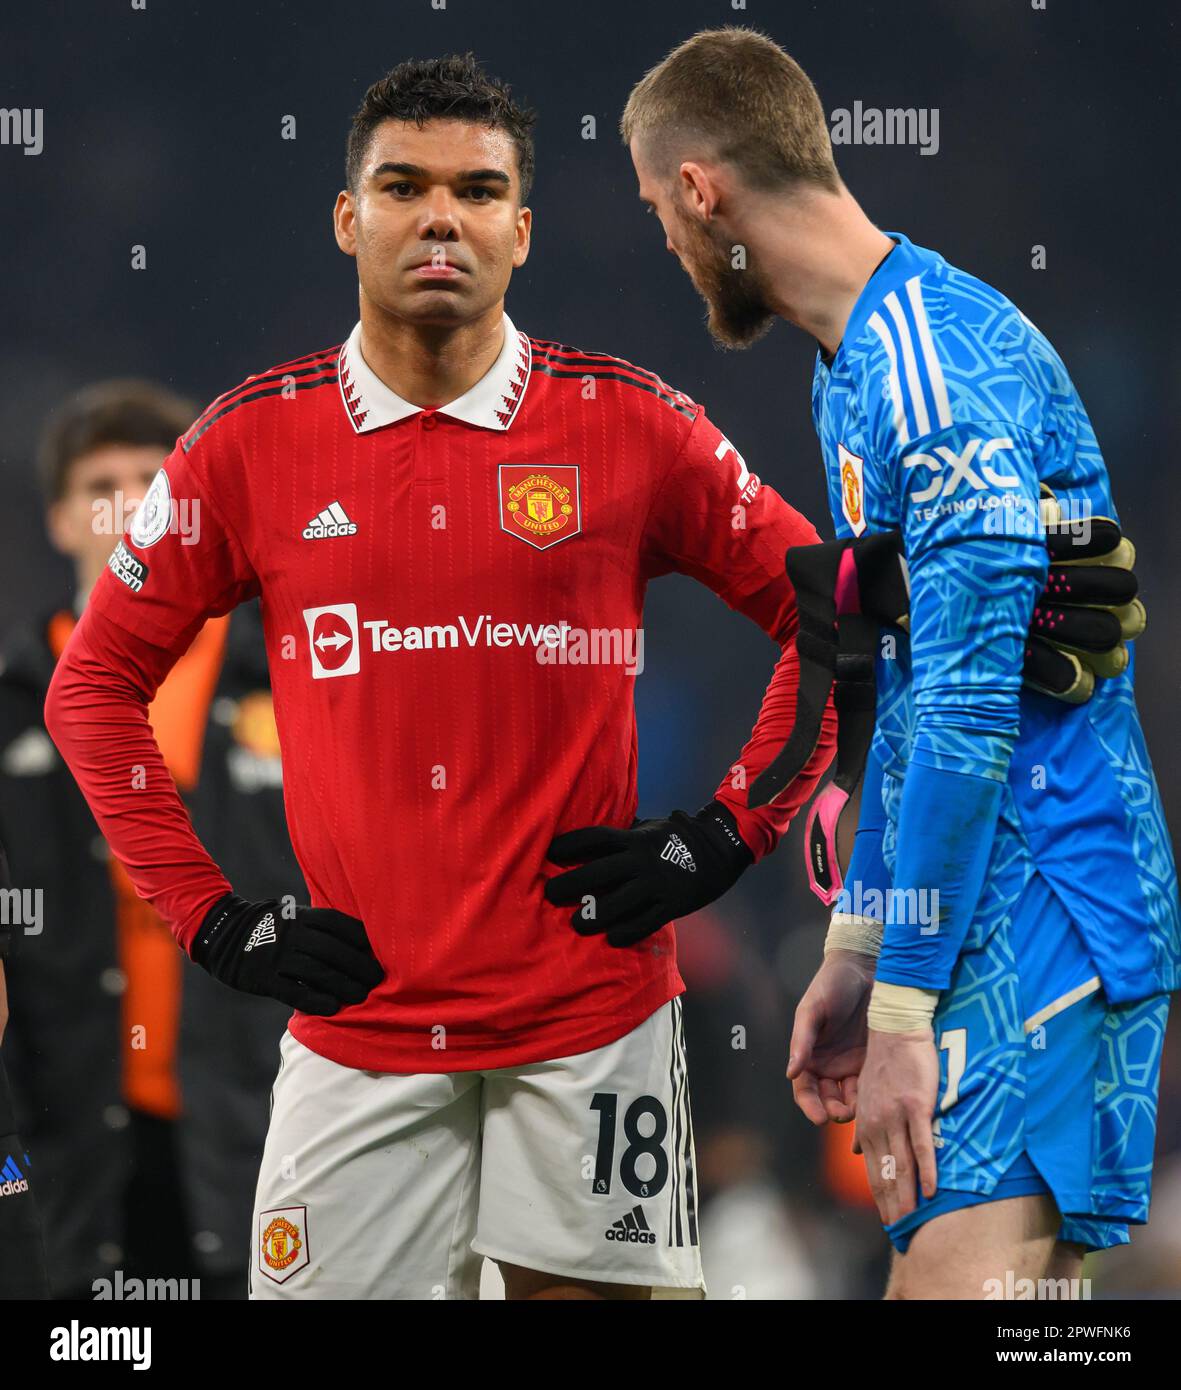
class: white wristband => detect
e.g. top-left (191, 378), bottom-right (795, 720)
top-left (867, 980), bottom-right (939, 1034)
top-left (824, 912), bottom-right (883, 961)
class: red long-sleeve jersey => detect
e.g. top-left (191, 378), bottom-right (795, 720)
top-left (45, 313), bottom-right (835, 1071)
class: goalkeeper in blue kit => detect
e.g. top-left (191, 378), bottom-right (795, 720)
top-left (622, 28), bottom-right (1179, 1297)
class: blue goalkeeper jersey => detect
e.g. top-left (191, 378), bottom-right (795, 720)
top-left (813, 231), bottom-right (1179, 1003)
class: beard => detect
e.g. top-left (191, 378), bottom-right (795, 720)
top-left (673, 206), bottom-right (776, 350)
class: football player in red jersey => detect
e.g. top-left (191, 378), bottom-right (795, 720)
top-left (45, 54), bottom-right (834, 1300)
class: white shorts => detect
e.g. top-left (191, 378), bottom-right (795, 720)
top-left (249, 998), bottom-right (704, 1299)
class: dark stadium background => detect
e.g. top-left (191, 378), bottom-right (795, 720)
top-left (1, 0), bottom-right (1177, 1297)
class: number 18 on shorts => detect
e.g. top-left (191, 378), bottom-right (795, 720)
top-left (251, 998), bottom-right (704, 1298)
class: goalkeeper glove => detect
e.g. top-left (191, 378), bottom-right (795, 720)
top-left (1022, 486), bottom-right (1146, 703)
top-left (842, 498), bottom-right (1144, 704)
top-left (191, 894), bottom-right (384, 1015)
top-left (544, 801), bottom-right (753, 947)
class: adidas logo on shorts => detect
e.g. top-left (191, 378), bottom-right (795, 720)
top-left (604, 1205), bottom-right (655, 1244)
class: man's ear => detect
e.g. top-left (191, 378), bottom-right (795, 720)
top-left (333, 190), bottom-right (358, 257)
top-left (512, 205), bottom-right (532, 269)
top-left (678, 161), bottom-right (722, 222)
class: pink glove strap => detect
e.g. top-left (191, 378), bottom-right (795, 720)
top-left (804, 779), bottom-right (850, 906)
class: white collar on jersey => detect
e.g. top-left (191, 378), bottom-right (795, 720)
top-left (337, 312), bottom-right (531, 433)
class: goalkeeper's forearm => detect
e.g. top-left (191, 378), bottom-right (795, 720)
top-left (874, 758), bottom-right (1003, 992)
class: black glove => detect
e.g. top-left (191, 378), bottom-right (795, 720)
top-left (544, 801), bottom-right (753, 948)
top-left (191, 893), bottom-right (384, 1015)
top-left (1021, 486), bottom-right (1146, 703)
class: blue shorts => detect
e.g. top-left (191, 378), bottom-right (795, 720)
top-left (884, 869), bottom-right (1170, 1255)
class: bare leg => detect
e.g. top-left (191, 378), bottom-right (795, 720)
top-left (885, 1194), bottom-right (1060, 1300)
top-left (1041, 1240), bottom-right (1088, 1297)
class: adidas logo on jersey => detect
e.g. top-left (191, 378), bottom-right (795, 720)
top-left (659, 834), bottom-right (696, 872)
top-left (303, 502), bottom-right (357, 539)
top-left (244, 913), bottom-right (277, 952)
top-left (604, 1205), bottom-right (655, 1244)
top-left (0, 1155), bottom-right (29, 1197)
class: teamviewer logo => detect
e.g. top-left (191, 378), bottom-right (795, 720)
top-left (304, 603), bottom-right (360, 679)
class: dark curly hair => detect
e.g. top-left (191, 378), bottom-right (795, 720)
top-left (346, 53), bottom-right (536, 200)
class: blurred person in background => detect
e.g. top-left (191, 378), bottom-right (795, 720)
top-left (0, 381), bottom-right (300, 1298)
top-left (678, 898), bottom-right (890, 1298)
top-left (676, 906), bottom-right (819, 1299)
top-left (0, 836), bottom-right (50, 1298)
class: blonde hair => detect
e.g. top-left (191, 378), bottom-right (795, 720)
top-left (621, 27), bottom-right (839, 193)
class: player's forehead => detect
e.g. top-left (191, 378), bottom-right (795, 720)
top-left (65, 443), bottom-right (165, 487)
top-left (361, 117), bottom-right (517, 186)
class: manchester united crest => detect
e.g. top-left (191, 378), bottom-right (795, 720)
top-left (258, 1206), bottom-right (309, 1284)
top-left (498, 464), bottom-right (581, 550)
top-left (838, 443), bottom-right (867, 536)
